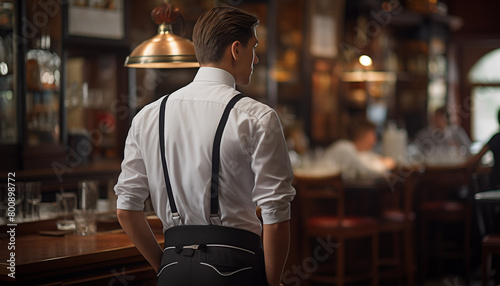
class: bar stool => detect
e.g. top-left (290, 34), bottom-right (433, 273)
top-left (475, 190), bottom-right (500, 286)
top-left (481, 235), bottom-right (500, 286)
top-left (418, 165), bottom-right (474, 280)
top-left (378, 168), bottom-right (420, 286)
top-left (295, 173), bottom-right (379, 286)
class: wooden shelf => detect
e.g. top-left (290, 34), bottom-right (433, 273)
top-left (16, 159), bottom-right (121, 194)
top-left (390, 10), bottom-right (463, 31)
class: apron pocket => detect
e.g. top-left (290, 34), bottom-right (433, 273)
top-left (199, 262), bottom-right (252, 276)
top-left (157, 261), bottom-right (179, 277)
top-left (201, 244), bottom-right (255, 277)
top-left (157, 248), bottom-right (180, 277)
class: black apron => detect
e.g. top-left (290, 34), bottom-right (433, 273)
top-left (156, 94), bottom-right (268, 286)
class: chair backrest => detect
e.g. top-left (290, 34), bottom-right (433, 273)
top-left (419, 164), bottom-right (473, 201)
top-left (384, 166), bottom-right (422, 221)
top-left (295, 173), bottom-right (345, 224)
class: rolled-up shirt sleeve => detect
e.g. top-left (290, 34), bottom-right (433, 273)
top-left (114, 118), bottom-right (150, 211)
top-left (251, 110), bottom-right (296, 225)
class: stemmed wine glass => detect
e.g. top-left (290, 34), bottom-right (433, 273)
top-left (14, 182), bottom-right (24, 222)
top-left (0, 184), bottom-right (8, 224)
top-left (25, 182), bottom-right (42, 221)
top-left (0, 182), bottom-right (24, 223)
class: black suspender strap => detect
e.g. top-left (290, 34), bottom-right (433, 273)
top-left (210, 93), bottom-right (245, 218)
top-left (159, 95), bottom-right (178, 220)
top-left (159, 93), bottom-right (245, 225)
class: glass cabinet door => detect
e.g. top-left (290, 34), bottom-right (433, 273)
top-left (0, 0), bottom-right (16, 144)
top-left (25, 0), bottom-right (62, 146)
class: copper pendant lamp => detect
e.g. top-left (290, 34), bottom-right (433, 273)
top-left (124, 2), bottom-right (199, 68)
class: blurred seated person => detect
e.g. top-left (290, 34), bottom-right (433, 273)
top-left (413, 106), bottom-right (471, 160)
top-left (325, 117), bottom-right (395, 179)
top-left (467, 108), bottom-right (500, 190)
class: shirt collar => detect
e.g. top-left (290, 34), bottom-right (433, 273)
top-left (193, 67), bottom-right (236, 89)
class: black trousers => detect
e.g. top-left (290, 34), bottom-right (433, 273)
top-left (157, 225), bottom-right (268, 286)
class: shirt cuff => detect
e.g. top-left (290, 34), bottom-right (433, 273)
top-left (260, 202), bottom-right (291, 225)
top-left (116, 194), bottom-right (145, 211)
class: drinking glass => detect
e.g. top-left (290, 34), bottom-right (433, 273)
top-left (56, 192), bottom-right (76, 230)
top-left (14, 182), bottom-right (24, 222)
top-left (74, 180), bottom-right (99, 236)
top-left (0, 184), bottom-right (8, 224)
top-left (25, 182), bottom-right (42, 221)
top-left (77, 180), bottom-right (98, 210)
top-left (73, 208), bottom-right (96, 236)
top-left (0, 182), bottom-right (24, 223)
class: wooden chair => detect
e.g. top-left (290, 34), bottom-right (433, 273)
top-left (295, 173), bottom-right (379, 286)
top-left (481, 234), bottom-right (500, 286)
top-left (418, 165), bottom-right (474, 281)
top-left (475, 190), bottom-right (500, 286)
top-left (378, 167), bottom-right (420, 286)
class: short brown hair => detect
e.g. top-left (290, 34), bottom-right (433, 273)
top-left (192, 6), bottom-right (259, 64)
top-left (347, 117), bottom-right (376, 141)
top-left (435, 106), bottom-right (449, 123)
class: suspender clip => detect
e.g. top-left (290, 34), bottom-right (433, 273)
top-left (172, 212), bottom-right (181, 226)
top-left (210, 214), bottom-right (222, 226)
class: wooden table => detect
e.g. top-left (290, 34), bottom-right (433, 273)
top-left (475, 190), bottom-right (500, 202)
top-left (293, 168), bottom-right (398, 217)
top-left (0, 217), bottom-right (163, 285)
top-left (294, 164), bottom-right (423, 218)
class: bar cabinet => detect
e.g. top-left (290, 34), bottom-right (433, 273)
top-left (0, 0), bottom-right (130, 198)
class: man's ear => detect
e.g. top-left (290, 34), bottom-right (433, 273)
top-left (230, 41), bottom-right (242, 61)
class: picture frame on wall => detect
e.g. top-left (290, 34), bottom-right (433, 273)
top-left (68, 0), bottom-right (124, 40)
top-left (308, 0), bottom-right (344, 59)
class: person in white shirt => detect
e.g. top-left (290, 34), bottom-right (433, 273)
top-left (326, 118), bottom-right (395, 178)
top-left (413, 106), bottom-right (471, 161)
top-left (114, 6), bottom-right (295, 286)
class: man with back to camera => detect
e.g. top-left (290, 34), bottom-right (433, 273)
top-left (114, 6), bottom-right (295, 286)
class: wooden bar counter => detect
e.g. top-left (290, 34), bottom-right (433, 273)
top-left (0, 216), bottom-right (163, 285)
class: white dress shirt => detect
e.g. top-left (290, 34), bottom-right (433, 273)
top-left (325, 139), bottom-right (388, 179)
top-left (413, 125), bottom-right (471, 155)
top-left (114, 67), bottom-right (295, 236)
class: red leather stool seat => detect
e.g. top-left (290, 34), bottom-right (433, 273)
top-left (381, 209), bottom-right (416, 223)
top-left (421, 200), bottom-right (466, 220)
top-left (306, 216), bottom-right (379, 237)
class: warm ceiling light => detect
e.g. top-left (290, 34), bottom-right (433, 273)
top-left (124, 2), bottom-right (199, 69)
top-left (359, 55), bottom-right (373, 67)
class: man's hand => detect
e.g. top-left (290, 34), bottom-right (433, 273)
top-left (381, 156), bottom-right (396, 170)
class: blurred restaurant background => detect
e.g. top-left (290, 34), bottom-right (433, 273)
top-left (1, 0), bottom-right (500, 285)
